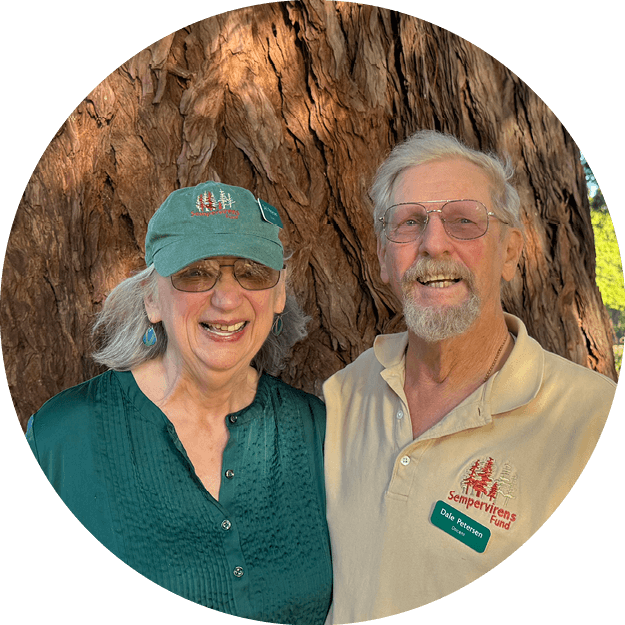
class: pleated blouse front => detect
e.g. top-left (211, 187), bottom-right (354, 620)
top-left (27, 370), bottom-right (332, 624)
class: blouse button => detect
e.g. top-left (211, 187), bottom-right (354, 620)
top-left (221, 519), bottom-right (232, 531)
top-left (225, 469), bottom-right (235, 479)
top-left (400, 456), bottom-right (411, 466)
top-left (233, 566), bottom-right (244, 578)
top-left (229, 415), bottom-right (238, 424)
top-left (396, 409), bottom-right (404, 419)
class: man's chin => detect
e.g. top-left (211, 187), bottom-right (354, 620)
top-left (403, 296), bottom-right (481, 343)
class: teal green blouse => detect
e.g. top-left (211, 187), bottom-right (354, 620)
top-left (26, 370), bottom-right (332, 624)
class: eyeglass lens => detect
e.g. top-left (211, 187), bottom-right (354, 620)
top-left (384, 200), bottom-right (489, 242)
top-left (171, 259), bottom-right (280, 292)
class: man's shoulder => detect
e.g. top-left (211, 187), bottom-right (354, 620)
top-left (326, 332), bottom-right (407, 386)
top-left (325, 345), bottom-right (381, 391)
top-left (340, 344), bottom-right (381, 373)
top-left (542, 349), bottom-right (617, 393)
top-left (542, 351), bottom-right (617, 408)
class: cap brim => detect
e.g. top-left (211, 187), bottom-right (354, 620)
top-left (152, 233), bottom-right (284, 276)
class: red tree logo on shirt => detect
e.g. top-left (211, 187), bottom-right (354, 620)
top-left (486, 481), bottom-right (498, 502)
top-left (448, 457), bottom-right (519, 530)
top-left (462, 457), bottom-right (495, 498)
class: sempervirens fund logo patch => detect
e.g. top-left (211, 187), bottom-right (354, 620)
top-left (446, 457), bottom-right (519, 530)
top-left (192, 189), bottom-right (239, 219)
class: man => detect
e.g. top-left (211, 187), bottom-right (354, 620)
top-left (323, 130), bottom-right (616, 622)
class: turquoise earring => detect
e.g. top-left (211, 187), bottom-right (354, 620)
top-left (142, 325), bottom-right (157, 346)
top-left (271, 314), bottom-right (283, 337)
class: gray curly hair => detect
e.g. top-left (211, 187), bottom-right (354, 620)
top-left (92, 263), bottom-right (308, 376)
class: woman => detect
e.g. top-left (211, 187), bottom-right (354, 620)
top-left (25, 182), bottom-right (332, 624)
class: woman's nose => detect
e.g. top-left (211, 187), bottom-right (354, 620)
top-left (209, 270), bottom-right (244, 309)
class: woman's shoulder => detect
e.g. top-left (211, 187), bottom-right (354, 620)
top-left (28, 370), bottom-right (120, 444)
top-left (260, 374), bottom-right (326, 434)
top-left (261, 373), bottom-right (324, 411)
top-left (35, 369), bottom-right (118, 413)
top-left (26, 371), bottom-right (125, 541)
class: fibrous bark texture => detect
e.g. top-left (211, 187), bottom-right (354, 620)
top-left (1, 1), bottom-right (616, 430)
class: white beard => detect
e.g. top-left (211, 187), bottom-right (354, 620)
top-left (401, 258), bottom-right (481, 343)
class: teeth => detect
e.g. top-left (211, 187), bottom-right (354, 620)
top-left (203, 321), bottom-right (246, 333)
top-left (418, 274), bottom-right (461, 288)
top-left (430, 274), bottom-right (459, 282)
top-left (427, 280), bottom-right (457, 288)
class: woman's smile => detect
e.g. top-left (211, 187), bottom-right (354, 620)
top-left (199, 319), bottom-right (248, 338)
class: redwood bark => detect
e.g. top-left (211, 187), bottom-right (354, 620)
top-left (1, 1), bottom-right (616, 430)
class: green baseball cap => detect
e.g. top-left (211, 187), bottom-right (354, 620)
top-left (145, 181), bottom-right (284, 276)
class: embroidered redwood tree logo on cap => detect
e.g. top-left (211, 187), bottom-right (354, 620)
top-left (192, 189), bottom-right (240, 219)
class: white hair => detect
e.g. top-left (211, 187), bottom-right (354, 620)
top-left (370, 130), bottom-right (523, 240)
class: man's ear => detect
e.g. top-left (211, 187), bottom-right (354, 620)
top-left (501, 228), bottom-right (524, 282)
top-left (377, 238), bottom-right (390, 284)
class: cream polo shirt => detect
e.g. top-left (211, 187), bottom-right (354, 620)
top-left (323, 314), bottom-right (616, 623)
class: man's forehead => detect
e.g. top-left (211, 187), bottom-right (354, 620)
top-left (393, 158), bottom-right (492, 202)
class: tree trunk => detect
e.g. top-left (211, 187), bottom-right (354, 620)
top-left (1, 0), bottom-right (616, 431)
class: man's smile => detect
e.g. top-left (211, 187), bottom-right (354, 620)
top-left (416, 275), bottom-right (463, 288)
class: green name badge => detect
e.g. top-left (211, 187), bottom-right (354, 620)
top-left (430, 500), bottom-right (491, 553)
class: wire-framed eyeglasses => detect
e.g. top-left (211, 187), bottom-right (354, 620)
top-left (379, 199), bottom-right (508, 243)
top-left (171, 258), bottom-right (282, 292)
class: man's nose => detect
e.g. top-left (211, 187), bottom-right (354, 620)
top-left (418, 211), bottom-right (453, 256)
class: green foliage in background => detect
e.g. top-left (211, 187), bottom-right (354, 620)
top-left (591, 209), bottom-right (625, 313)
top-left (582, 156), bottom-right (625, 373)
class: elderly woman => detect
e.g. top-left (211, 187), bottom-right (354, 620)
top-left (25, 182), bottom-right (332, 624)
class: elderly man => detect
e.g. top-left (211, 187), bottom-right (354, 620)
top-left (323, 130), bottom-right (616, 622)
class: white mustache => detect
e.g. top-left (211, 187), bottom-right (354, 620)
top-left (402, 258), bottom-right (475, 289)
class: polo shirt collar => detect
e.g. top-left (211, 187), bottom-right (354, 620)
top-left (491, 313), bottom-right (544, 413)
top-left (372, 313), bottom-right (544, 428)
